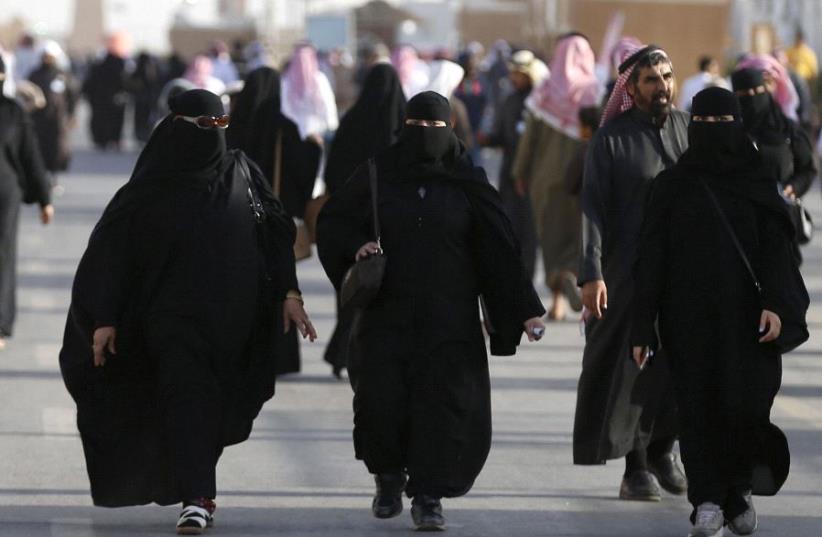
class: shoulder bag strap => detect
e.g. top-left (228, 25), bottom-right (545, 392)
top-left (239, 155), bottom-right (264, 224)
top-left (699, 178), bottom-right (762, 295)
top-left (368, 158), bottom-right (382, 251)
top-left (272, 129), bottom-right (283, 198)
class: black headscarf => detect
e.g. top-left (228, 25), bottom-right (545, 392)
top-left (731, 68), bottom-right (789, 145)
top-left (0, 55), bottom-right (6, 95)
top-left (93, 89), bottom-right (230, 234)
top-left (398, 91), bottom-right (457, 165)
top-left (677, 87), bottom-right (788, 221)
top-left (226, 67), bottom-right (282, 151)
top-left (131, 89), bottom-right (228, 186)
top-left (324, 63), bottom-right (406, 193)
top-left (679, 87), bottom-right (758, 176)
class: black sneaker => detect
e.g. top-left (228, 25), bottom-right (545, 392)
top-left (411, 495), bottom-right (446, 531)
top-left (372, 473), bottom-right (407, 519)
top-left (619, 470), bottom-right (662, 502)
top-left (648, 452), bottom-right (688, 495)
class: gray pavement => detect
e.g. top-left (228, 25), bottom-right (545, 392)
top-left (2, 127), bottom-right (822, 536)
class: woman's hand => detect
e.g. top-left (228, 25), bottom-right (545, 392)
top-left (356, 241), bottom-right (381, 261)
top-left (524, 317), bottom-right (546, 342)
top-left (759, 309), bottom-right (782, 343)
top-left (40, 204), bottom-right (54, 225)
top-left (92, 326), bottom-right (116, 367)
top-left (582, 280), bottom-right (608, 319)
top-left (283, 298), bottom-right (317, 342)
top-left (632, 346), bottom-right (651, 370)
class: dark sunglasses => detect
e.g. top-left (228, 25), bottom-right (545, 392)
top-left (175, 114), bottom-right (231, 129)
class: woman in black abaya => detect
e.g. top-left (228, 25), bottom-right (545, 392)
top-left (324, 63), bottom-right (406, 194)
top-left (0, 56), bottom-right (54, 349)
top-left (226, 66), bottom-right (321, 375)
top-left (322, 63), bottom-right (406, 376)
top-left (317, 92), bottom-right (545, 530)
top-left (631, 88), bottom-right (808, 537)
top-left (60, 90), bottom-right (316, 534)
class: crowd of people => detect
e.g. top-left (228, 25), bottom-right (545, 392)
top-left (0, 25), bottom-right (816, 537)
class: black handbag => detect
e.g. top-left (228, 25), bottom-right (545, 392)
top-left (340, 158), bottom-right (386, 311)
top-left (700, 179), bottom-right (809, 354)
top-left (786, 196), bottom-right (814, 245)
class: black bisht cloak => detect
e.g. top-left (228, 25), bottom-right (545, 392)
top-left (59, 91), bottom-right (298, 507)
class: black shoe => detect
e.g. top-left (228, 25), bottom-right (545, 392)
top-left (619, 470), bottom-right (662, 502)
top-left (648, 452), bottom-right (688, 495)
top-left (372, 473), bottom-right (407, 519)
top-left (411, 495), bottom-right (445, 531)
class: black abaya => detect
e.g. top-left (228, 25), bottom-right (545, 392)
top-left (0, 95), bottom-right (51, 337)
top-left (60, 93), bottom-right (298, 506)
top-left (226, 67), bottom-right (320, 375)
top-left (631, 87), bottom-right (808, 519)
top-left (317, 101), bottom-right (544, 496)
top-left (83, 53), bottom-right (128, 148)
top-left (322, 63), bottom-right (406, 374)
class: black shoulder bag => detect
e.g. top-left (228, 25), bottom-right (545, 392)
top-left (700, 179), bottom-right (809, 354)
top-left (340, 159), bottom-right (387, 311)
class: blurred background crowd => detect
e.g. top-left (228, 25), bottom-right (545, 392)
top-left (2, 0), bottom-right (822, 323)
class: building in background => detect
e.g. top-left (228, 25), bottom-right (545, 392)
top-left (0, 0), bottom-right (820, 79)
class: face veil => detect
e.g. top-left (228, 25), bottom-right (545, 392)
top-left (399, 91), bottom-right (456, 163)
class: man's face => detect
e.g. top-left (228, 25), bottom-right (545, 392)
top-left (509, 71), bottom-right (531, 91)
top-left (628, 62), bottom-right (674, 118)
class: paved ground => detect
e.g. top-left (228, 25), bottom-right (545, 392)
top-left (2, 118), bottom-right (822, 536)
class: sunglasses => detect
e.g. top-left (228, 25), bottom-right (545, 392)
top-left (405, 119), bottom-right (448, 128)
top-left (175, 114), bottom-right (231, 129)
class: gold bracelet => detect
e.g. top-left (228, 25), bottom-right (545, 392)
top-left (285, 291), bottom-right (304, 305)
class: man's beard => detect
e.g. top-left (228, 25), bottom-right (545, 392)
top-left (650, 90), bottom-right (672, 118)
top-left (637, 90), bottom-right (672, 119)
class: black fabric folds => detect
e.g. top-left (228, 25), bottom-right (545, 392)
top-left (226, 67), bottom-right (320, 219)
top-left (324, 64), bottom-right (406, 193)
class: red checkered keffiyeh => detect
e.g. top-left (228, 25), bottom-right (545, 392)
top-left (600, 44), bottom-right (669, 127)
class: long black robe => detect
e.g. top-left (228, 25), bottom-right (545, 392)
top-left (0, 96), bottom-right (51, 337)
top-left (485, 87), bottom-right (537, 278)
top-left (631, 164), bottom-right (806, 519)
top-left (226, 67), bottom-right (319, 375)
top-left (574, 107), bottom-right (688, 464)
top-left (126, 53), bottom-right (163, 144)
top-left (317, 141), bottom-right (544, 497)
top-left (322, 63), bottom-right (406, 375)
top-left (59, 141), bottom-right (297, 506)
top-left (83, 53), bottom-right (128, 148)
top-left (29, 64), bottom-right (75, 172)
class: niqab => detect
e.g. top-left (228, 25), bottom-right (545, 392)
top-left (398, 91), bottom-right (457, 166)
top-left (226, 66), bottom-right (282, 151)
top-left (677, 87), bottom-right (788, 223)
top-left (94, 90), bottom-right (230, 235)
top-left (731, 68), bottom-right (789, 146)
